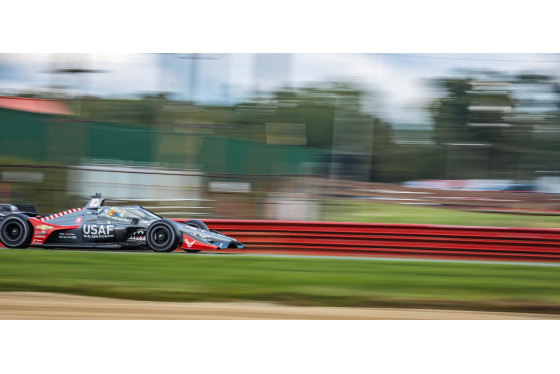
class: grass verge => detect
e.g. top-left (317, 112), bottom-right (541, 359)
top-left (1, 249), bottom-right (560, 314)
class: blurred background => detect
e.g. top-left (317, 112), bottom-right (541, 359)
top-left (2, 53), bottom-right (560, 224)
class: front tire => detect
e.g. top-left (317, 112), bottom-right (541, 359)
top-left (0, 214), bottom-right (33, 248)
top-left (183, 220), bottom-right (209, 253)
top-left (184, 219), bottom-right (209, 231)
top-left (146, 220), bottom-right (180, 252)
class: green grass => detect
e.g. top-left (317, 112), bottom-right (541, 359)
top-left (1, 249), bottom-right (560, 313)
top-left (322, 200), bottom-right (560, 228)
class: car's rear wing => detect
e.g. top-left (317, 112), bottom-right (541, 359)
top-left (0, 203), bottom-right (38, 217)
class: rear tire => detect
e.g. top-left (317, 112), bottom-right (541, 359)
top-left (0, 214), bottom-right (33, 248)
top-left (146, 220), bottom-right (180, 252)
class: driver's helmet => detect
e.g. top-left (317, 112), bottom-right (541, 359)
top-left (108, 208), bottom-right (125, 218)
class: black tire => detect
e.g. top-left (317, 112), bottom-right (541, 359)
top-left (0, 214), bottom-right (33, 248)
top-left (184, 219), bottom-right (209, 231)
top-left (146, 220), bottom-right (180, 253)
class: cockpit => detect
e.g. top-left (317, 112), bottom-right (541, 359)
top-left (97, 206), bottom-right (161, 222)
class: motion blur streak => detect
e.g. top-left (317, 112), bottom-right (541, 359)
top-left (2, 54), bottom-right (560, 221)
top-left (194, 219), bottom-right (560, 262)
top-left (0, 292), bottom-right (554, 320)
top-left (3, 54), bottom-right (560, 318)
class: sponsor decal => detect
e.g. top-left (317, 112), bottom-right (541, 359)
top-left (58, 232), bottom-right (77, 240)
top-left (181, 233), bottom-right (217, 250)
top-left (76, 217), bottom-right (82, 223)
top-left (35, 224), bottom-right (53, 235)
top-left (109, 216), bottom-right (129, 222)
top-left (82, 224), bottom-right (115, 239)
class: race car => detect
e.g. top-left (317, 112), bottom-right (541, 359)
top-left (0, 193), bottom-right (245, 252)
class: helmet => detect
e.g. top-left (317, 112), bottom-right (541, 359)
top-left (108, 209), bottom-right (124, 218)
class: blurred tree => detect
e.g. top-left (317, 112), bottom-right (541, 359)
top-left (203, 82), bottom-right (402, 182)
top-left (431, 78), bottom-right (473, 146)
top-left (369, 118), bottom-right (396, 181)
top-left (77, 94), bottom-right (166, 126)
top-left (515, 75), bottom-right (560, 176)
top-left (428, 71), bottom-right (560, 180)
top-left (16, 92), bottom-right (43, 98)
top-left (223, 83), bottom-right (362, 150)
top-left (429, 73), bottom-right (516, 178)
top-left (53, 82), bottom-right (404, 182)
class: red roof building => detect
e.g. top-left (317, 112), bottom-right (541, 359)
top-left (0, 96), bottom-right (74, 115)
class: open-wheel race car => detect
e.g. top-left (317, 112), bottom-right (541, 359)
top-left (0, 193), bottom-right (245, 252)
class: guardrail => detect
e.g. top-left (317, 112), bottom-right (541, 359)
top-left (201, 219), bottom-right (560, 262)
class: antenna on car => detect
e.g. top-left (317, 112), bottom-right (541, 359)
top-left (85, 192), bottom-right (105, 209)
